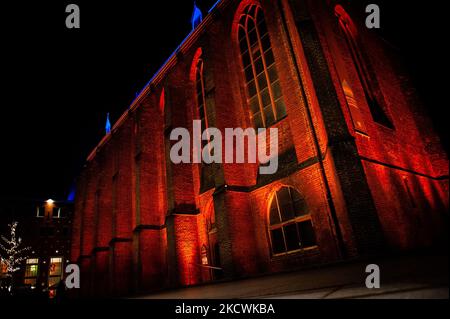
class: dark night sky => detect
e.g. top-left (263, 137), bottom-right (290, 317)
top-left (0, 0), bottom-right (447, 202)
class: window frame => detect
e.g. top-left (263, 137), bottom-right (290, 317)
top-left (268, 187), bottom-right (318, 256)
top-left (195, 58), bottom-right (210, 142)
top-left (52, 207), bottom-right (61, 218)
top-left (36, 206), bottom-right (45, 218)
top-left (335, 5), bottom-right (394, 129)
top-left (238, 4), bottom-right (287, 129)
top-left (194, 55), bottom-right (216, 192)
top-left (24, 258), bottom-right (40, 287)
top-left (48, 256), bottom-right (64, 288)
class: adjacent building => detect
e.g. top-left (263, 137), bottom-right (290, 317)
top-left (0, 199), bottom-right (73, 297)
top-left (71, 0), bottom-right (449, 297)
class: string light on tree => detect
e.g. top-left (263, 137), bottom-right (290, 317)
top-left (0, 222), bottom-right (31, 291)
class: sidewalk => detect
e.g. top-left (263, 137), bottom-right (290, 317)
top-left (137, 254), bottom-right (448, 299)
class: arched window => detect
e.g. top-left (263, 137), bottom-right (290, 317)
top-left (238, 5), bottom-right (286, 128)
top-left (269, 187), bottom-right (316, 254)
top-left (195, 57), bottom-right (215, 190)
top-left (335, 5), bottom-right (393, 129)
top-left (196, 59), bottom-right (209, 136)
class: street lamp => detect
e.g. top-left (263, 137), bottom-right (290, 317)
top-left (46, 199), bottom-right (55, 205)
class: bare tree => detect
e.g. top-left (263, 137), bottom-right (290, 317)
top-left (0, 222), bottom-right (30, 291)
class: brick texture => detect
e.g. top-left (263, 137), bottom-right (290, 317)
top-left (71, 0), bottom-right (449, 296)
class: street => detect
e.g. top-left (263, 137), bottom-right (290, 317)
top-left (137, 254), bottom-right (448, 299)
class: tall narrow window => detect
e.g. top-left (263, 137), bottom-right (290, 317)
top-left (238, 5), bottom-right (286, 128)
top-left (24, 258), bottom-right (39, 287)
top-left (269, 187), bottom-right (317, 255)
top-left (196, 59), bottom-right (209, 139)
top-left (48, 257), bottom-right (63, 288)
top-left (335, 6), bottom-right (393, 129)
top-left (195, 57), bottom-right (215, 191)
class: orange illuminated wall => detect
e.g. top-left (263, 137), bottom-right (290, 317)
top-left (71, 0), bottom-right (448, 297)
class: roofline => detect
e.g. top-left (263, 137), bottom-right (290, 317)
top-left (87, 0), bottom-right (229, 163)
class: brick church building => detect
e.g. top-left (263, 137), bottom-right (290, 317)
top-left (71, 0), bottom-right (449, 297)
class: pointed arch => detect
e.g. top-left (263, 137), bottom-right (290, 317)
top-left (190, 48), bottom-right (209, 134)
top-left (234, 2), bottom-right (286, 128)
top-left (190, 47), bottom-right (215, 192)
top-left (335, 5), bottom-right (394, 129)
top-left (195, 58), bottom-right (209, 135)
top-left (268, 186), bottom-right (317, 255)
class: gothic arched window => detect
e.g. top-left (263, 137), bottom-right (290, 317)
top-left (196, 59), bottom-right (209, 136)
top-left (195, 57), bottom-right (215, 190)
top-left (238, 5), bottom-right (286, 128)
top-left (335, 5), bottom-right (393, 129)
top-left (269, 187), bottom-right (317, 255)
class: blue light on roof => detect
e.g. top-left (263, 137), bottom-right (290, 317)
top-left (129, 1), bottom-right (223, 110)
top-left (192, 1), bottom-right (203, 29)
top-left (208, 0), bottom-right (221, 13)
top-left (105, 112), bottom-right (111, 134)
top-left (67, 187), bottom-right (76, 202)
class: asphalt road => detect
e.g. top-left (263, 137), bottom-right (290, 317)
top-left (136, 254), bottom-right (448, 299)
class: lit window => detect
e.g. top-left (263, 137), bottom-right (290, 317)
top-left (26, 258), bottom-right (39, 265)
top-left (24, 278), bottom-right (37, 286)
top-left (48, 257), bottom-right (63, 288)
top-left (238, 5), bottom-right (286, 128)
top-left (335, 5), bottom-right (393, 129)
top-left (36, 206), bottom-right (45, 218)
top-left (49, 257), bottom-right (63, 276)
top-left (52, 207), bottom-right (61, 218)
top-left (24, 258), bottom-right (39, 287)
top-left (25, 264), bottom-right (38, 277)
top-left (269, 187), bottom-right (317, 255)
top-left (48, 276), bottom-right (61, 289)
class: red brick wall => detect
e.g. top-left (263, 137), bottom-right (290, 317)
top-left (72, 0), bottom-right (448, 296)
top-left (310, 0), bottom-right (449, 250)
top-left (173, 214), bottom-right (201, 286)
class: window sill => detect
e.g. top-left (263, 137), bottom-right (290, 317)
top-left (271, 245), bottom-right (319, 259)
